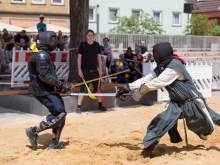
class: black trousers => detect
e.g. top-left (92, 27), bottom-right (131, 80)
top-left (80, 69), bottom-right (99, 93)
top-left (35, 93), bottom-right (66, 121)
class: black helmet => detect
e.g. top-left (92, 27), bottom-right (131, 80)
top-left (39, 31), bottom-right (57, 51)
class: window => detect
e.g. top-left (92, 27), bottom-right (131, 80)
top-left (132, 10), bottom-right (140, 21)
top-left (109, 9), bottom-right (118, 22)
top-left (31, 0), bottom-right (45, 4)
top-left (11, 0), bottom-right (25, 3)
top-left (172, 13), bottom-right (181, 26)
top-left (89, 8), bottom-right (96, 22)
top-left (153, 12), bottom-right (162, 24)
top-left (51, 0), bottom-right (64, 5)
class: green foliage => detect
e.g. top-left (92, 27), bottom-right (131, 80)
top-left (109, 10), bottom-right (165, 34)
top-left (184, 14), bottom-right (220, 36)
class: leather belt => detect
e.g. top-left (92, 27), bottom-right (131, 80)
top-left (183, 96), bottom-right (198, 104)
top-left (89, 69), bottom-right (96, 72)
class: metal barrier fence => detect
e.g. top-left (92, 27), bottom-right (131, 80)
top-left (3, 32), bottom-right (220, 53)
top-left (96, 33), bottom-right (220, 53)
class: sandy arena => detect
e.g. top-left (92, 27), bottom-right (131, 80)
top-left (0, 94), bottom-right (220, 165)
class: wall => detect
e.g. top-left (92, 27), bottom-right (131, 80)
top-left (0, 0), bottom-right (68, 13)
top-left (0, 0), bottom-right (189, 35)
top-left (89, 0), bottom-right (189, 35)
top-left (0, 0), bottom-right (69, 28)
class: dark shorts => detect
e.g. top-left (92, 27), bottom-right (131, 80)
top-left (80, 69), bottom-right (99, 93)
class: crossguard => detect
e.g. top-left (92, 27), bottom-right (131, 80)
top-left (115, 86), bottom-right (119, 94)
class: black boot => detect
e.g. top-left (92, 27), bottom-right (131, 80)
top-left (48, 139), bottom-right (65, 150)
top-left (25, 127), bottom-right (38, 149)
top-left (140, 145), bottom-right (156, 158)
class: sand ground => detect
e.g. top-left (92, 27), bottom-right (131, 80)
top-left (0, 95), bottom-right (220, 165)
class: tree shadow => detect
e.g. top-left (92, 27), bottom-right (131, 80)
top-left (25, 133), bottom-right (70, 150)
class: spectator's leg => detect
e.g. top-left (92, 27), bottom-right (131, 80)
top-left (77, 70), bottom-right (90, 113)
top-left (92, 70), bottom-right (107, 111)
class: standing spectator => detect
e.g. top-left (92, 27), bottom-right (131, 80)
top-left (36, 14), bottom-right (47, 32)
top-left (103, 37), bottom-right (112, 71)
top-left (138, 40), bottom-right (148, 54)
top-left (56, 30), bottom-right (64, 51)
top-left (14, 30), bottom-right (30, 50)
top-left (77, 29), bottom-right (107, 114)
top-left (103, 37), bottom-right (112, 55)
top-left (1, 28), bottom-right (14, 51)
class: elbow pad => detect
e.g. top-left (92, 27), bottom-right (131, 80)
top-left (37, 52), bottom-right (60, 88)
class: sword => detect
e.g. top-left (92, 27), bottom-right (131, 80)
top-left (63, 93), bottom-right (132, 97)
top-left (70, 69), bottom-right (130, 88)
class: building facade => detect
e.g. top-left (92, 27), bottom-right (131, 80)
top-left (89, 0), bottom-right (191, 35)
top-left (0, 0), bottom-right (69, 28)
top-left (0, 0), bottom-right (190, 35)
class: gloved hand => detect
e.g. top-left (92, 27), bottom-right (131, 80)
top-left (115, 84), bottom-right (130, 101)
top-left (59, 82), bottom-right (71, 93)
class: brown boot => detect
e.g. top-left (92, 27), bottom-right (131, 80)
top-left (140, 145), bottom-right (155, 158)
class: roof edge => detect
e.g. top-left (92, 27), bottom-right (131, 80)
top-left (0, 11), bottom-right (69, 17)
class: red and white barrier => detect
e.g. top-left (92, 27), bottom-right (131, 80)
top-left (11, 48), bottom-right (69, 88)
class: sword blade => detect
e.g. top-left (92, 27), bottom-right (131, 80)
top-left (62, 93), bottom-right (132, 97)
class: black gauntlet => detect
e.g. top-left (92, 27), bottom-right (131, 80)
top-left (115, 84), bottom-right (131, 101)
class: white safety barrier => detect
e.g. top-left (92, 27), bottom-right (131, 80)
top-left (142, 62), bottom-right (212, 102)
top-left (142, 61), bottom-right (157, 76)
top-left (11, 48), bottom-right (69, 88)
top-left (209, 61), bottom-right (220, 89)
top-left (183, 59), bottom-right (220, 90)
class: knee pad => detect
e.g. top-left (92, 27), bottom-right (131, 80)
top-left (36, 112), bottom-right (66, 133)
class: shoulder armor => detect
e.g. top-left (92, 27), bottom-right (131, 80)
top-left (37, 52), bottom-right (48, 60)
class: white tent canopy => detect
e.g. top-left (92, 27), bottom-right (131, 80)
top-left (25, 24), bottom-right (70, 33)
top-left (0, 22), bottom-right (23, 32)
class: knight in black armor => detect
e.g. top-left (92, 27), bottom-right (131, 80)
top-left (25, 31), bottom-right (71, 150)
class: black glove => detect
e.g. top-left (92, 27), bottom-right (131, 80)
top-left (115, 84), bottom-right (130, 101)
top-left (58, 82), bottom-right (71, 93)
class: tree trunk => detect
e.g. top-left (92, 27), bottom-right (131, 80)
top-left (68, 0), bottom-right (89, 82)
